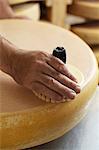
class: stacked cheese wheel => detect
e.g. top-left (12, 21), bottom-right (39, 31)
top-left (68, 0), bottom-right (99, 75)
top-left (0, 20), bottom-right (98, 150)
top-left (9, 0), bottom-right (40, 20)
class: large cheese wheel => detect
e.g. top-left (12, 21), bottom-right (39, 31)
top-left (0, 20), bottom-right (98, 150)
top-left (12, 3), bottom-right (40, 20)
top-left (68, 0), bottom-right (99, 20)
top-left (71, 21), bottom-right (99, 44)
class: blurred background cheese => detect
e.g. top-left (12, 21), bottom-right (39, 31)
top-left (12, 2), bottom-right (40, 20)
top-left (68, 0), bottom-right (99, 20)
top-left (9, 0), bottom-right (33, 5)
top-left (71, 21), bottom-right (99, 45)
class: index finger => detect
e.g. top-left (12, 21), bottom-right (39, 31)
top-left (47, 55), bottom-right (78, 83)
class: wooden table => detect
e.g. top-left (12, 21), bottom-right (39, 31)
top-left (31, 86), bottom-right (99, 150)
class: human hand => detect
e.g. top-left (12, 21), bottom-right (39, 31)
top-left (12, 50), bottom-right (81, 103)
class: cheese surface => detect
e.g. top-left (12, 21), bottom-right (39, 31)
top-left (92, 46), bottom-right (99, 65)
top-left (0, 20), bottom-right (98, 150)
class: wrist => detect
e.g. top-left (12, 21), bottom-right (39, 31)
top-left (0, 36), bottom-right (20, 77)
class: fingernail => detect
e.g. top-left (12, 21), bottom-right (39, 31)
top-left (62, 99), bottom-right (66, 102)
top-left (76, 85), bottom-right (81, 93)
top-left (70, 91), bottom-right (76, 99)
top-left (75, 79), bottom-right (78, 83)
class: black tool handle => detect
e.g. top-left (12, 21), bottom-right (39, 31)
top-left (52, 47), bottom-right (66, 63)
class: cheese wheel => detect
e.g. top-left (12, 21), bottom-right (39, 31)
top-left (71, 21), bottom-right (99, 44)
top-left (0, 20), bottom-right (98, 150)
top-left (68, 0), bottom-right (99, 20)
top-left (9, 0), bottom-right (33, 5)
top-left (12, 3), bottom-right (40, 20)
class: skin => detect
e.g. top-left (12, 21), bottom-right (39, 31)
top-left (0, 36), bottom-right (81, 103)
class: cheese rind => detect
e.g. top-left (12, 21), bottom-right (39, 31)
top-left (0, 20), bottom-right (98, 150)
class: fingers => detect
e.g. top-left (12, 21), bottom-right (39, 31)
top-left (47, 55), bottom-right (78, 83)
top-left (32, 82), bottom-right (62, 103)
top-left (40, 62), bottom-right (81, 94)
top-left (38, 74), bottom-right (77, 100)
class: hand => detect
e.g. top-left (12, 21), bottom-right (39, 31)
top-left (0, 0), bottom-right (29, 19)
top-left (12, 50), bottom-right (81, 103)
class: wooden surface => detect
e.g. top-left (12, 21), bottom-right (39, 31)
top-left (71, 21), bottom-right (99, 45)
top-left (51, 0), bottom-right (67, 27)
top-left (31, 86), bottom-right (99, 150)
top-left (68, 0), bottom-right (99, 20)
top-left (0, 20), bottom-right (98, 150)
top-left (45, 0), bottom-right (73, 6)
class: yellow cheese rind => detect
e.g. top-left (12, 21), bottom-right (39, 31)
top-left (0, 75), bottom-right (98, 150)
top-left (0, 64), bottom-right (84, 149)
top-left (0, 20), bottom-right (98, 150)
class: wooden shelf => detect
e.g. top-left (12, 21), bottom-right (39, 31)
top-left (68, 0), bottom-right (99, 20)
top-left (71, 21), bottom-right (99, 45)
top-left (45, 0), bottom-right (73, 7)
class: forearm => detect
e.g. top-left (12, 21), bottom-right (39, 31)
top-left (0, 35), bottom-right (18, 76)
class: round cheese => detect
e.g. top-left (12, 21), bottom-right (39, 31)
top-left (12, 3), bottom-right (40, 20)
top-left (71, 21), bottom-right (99, 44)
top-left (0, 20), bottom-right (98, 150)
top-left (68, 0), bottom-right (99, 20)
top-left (9, 0), bottom-right (33, 5)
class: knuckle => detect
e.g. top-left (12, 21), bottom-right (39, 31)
top-left (33, 60), bottom-right (42, 69)
top-left (69, 81), bottom-right (73, 87)
top-left (68, 73), bottom-right (73, 78)
top-left (53, 71), bottom-right (60, 78)
top-left (48, 77), bottom-right (54, 87)
top-left (58, 64), bottom-right (64, 71)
